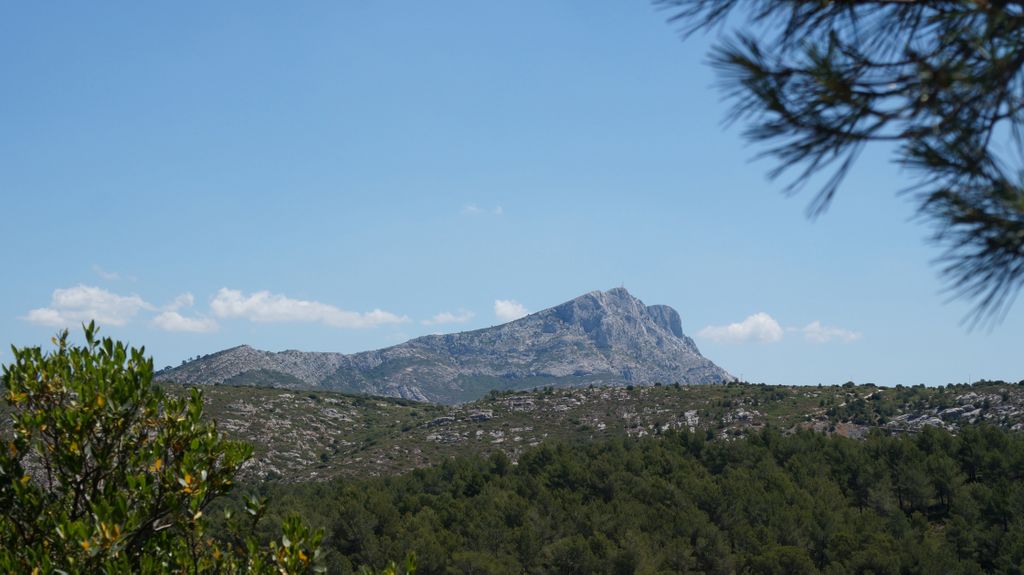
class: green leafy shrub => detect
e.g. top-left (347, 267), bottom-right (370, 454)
top-left (0, 323), bottom-right (324, 573)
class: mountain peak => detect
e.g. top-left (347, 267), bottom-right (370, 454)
top-left (577, 287), bottom-right (640, 307)
top-left (605, 286), bottom-right (633, 296)
top-left (158, 288), bottom-right (732, 403)
top-left (547, 287), bottom-right (686, 343)
top-left (579, 288), bottom-right (685, 339)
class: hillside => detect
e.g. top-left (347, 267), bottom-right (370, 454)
top-left (156, 288), bottom-right (733, 403)
top-left (177, 379), bottom-right (1024, 483)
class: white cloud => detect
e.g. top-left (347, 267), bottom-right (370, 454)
top-left (152, 311), bottom-right (219, 333)
top-left (23, 285), bottom-right (152, 327)
top-left (698, 312), bottom-right (784, 344)
top-left (798, 321), bottom-right (862, 343)
top-left (698, 313), bottom-right (862, 345)
top-left (152, 292), bottom-right (217, 332)
top-left (421, 310), bottom-right (475, 326)
top-left (493, 205), bottom-right (503, 216)
top-left (494, 299), bottom-right (528, 322)
top-left (22, 308), bottom-right (65, 326)
top-left (210, 288), bottom-right (408, 328)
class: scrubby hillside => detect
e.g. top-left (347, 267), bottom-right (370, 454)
top-left (179, 379), bottom-right (1024, 483)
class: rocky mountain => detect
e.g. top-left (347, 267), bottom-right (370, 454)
top-left (156, 288), bottom-right (733, 403)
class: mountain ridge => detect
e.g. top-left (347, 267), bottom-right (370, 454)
top-left (156, 288), bottom-right (733, 403)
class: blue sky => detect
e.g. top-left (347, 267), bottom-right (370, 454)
top-left (2, 1), bottom-right (1020, 386)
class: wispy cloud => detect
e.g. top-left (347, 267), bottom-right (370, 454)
top-left (92, 265), bottom-right (121, 281)
top-left (462, 204), bottom-right (504, 216)
top-left (23, 285), bottom-right (153, 327)
top-left (796, 321), bottom-right (862, 343)
top-left (494, 299), bottom-right (528, 322)
top-left (92, 265), bottom-right (136, 282)
top-left (697, 312), bottom-right (784, 344)
top-left (421, 309), bottom-right (475, 326)
top-left (210, 288), bottom-right (408, 328)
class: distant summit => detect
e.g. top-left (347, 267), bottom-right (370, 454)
top-left (157, 288), bottom-right (733, 403)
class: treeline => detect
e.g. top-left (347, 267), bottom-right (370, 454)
top-left (247, 426), bottom-right (1024, 574)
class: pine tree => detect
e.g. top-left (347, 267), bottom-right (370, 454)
top-left (659, 0), bottom-right (1024, 325)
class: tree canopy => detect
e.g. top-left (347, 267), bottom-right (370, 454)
top-left (260, 425), bottom-right (1024, 574)
top-left (658, 0), bottom-right (1024, 325)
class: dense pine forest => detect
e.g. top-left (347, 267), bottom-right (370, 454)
top-left (249, 426), bottom-right (1024, 574)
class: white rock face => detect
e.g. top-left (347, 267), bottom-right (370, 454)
top-left (157, 288), bottom-right (734, 403)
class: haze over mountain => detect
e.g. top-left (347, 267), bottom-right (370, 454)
top-left (157, 288), bottom-right (733, 403)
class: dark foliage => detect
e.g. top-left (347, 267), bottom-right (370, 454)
top-left (258, 426), bottom-right (1024, 574)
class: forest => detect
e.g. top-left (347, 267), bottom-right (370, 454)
top-left (250, 425), bottom-right (1024, 574)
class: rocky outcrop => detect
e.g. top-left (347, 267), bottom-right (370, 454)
top-left (157, 288), bottom-right (733, 403)
top-left (646, 304), bottom-right (684, 339)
